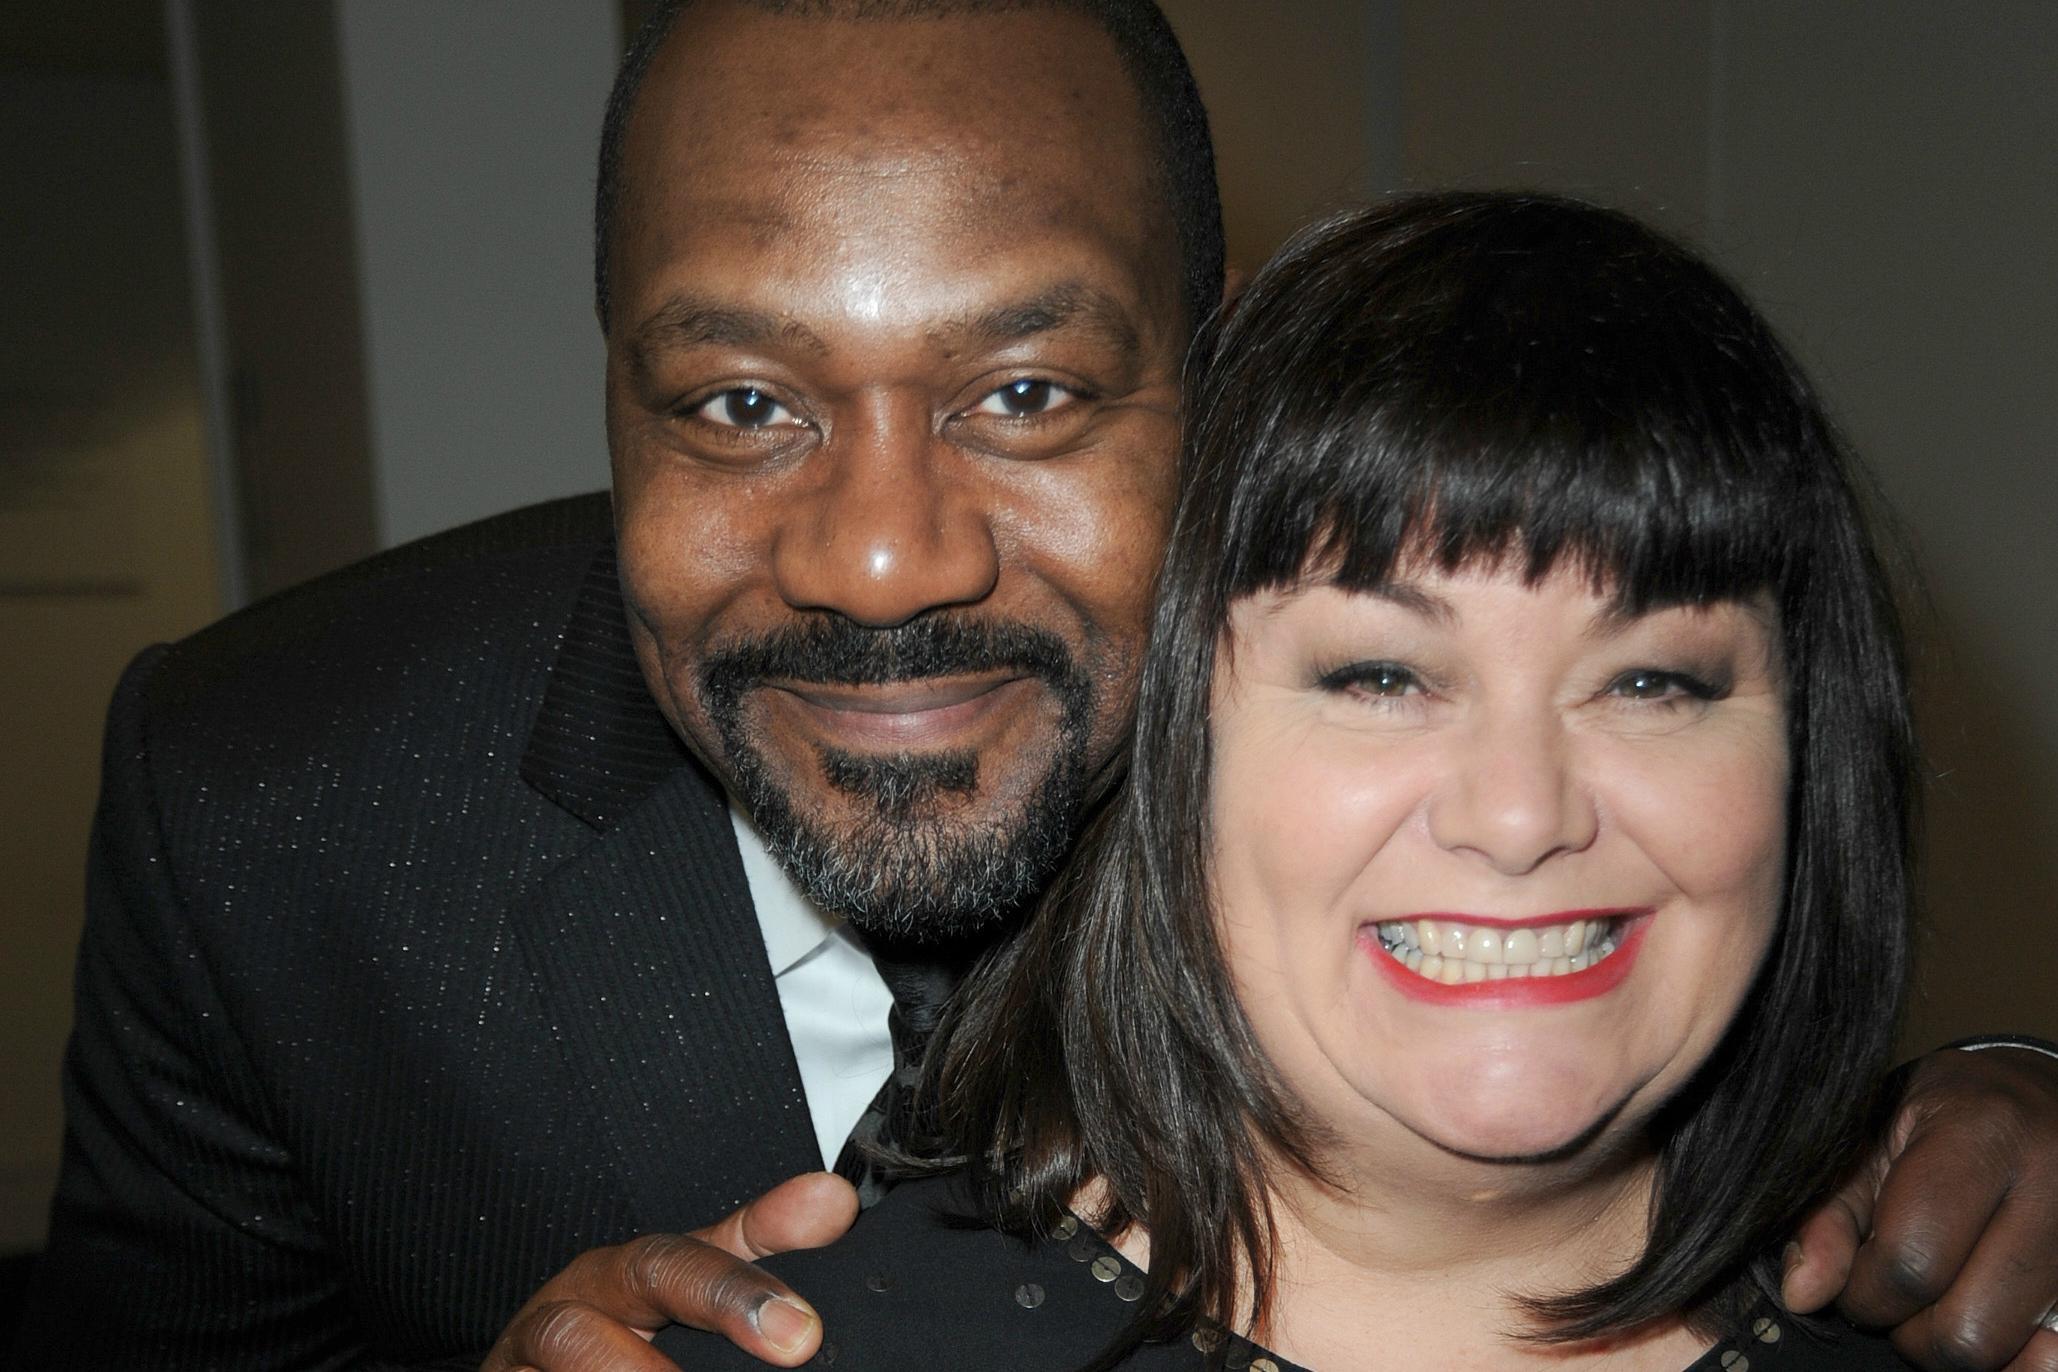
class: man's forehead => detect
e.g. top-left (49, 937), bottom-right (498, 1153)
top-left (665, 135), bottom-right (1103, 231)
top-left (611, 3), bottom-right (1182, 344)
top-left (626, 279), bottom-right (1145, 368)
top-left (630, 3), bottom-right (1154, 191)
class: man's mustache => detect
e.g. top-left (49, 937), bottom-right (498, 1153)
top-left (697, 616), bottom-right (1082, 708)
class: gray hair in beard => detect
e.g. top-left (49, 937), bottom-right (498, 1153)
top-left (699, 616), bottom-right (1097, 945)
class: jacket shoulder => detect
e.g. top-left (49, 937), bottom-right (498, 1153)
top-left (138, 493), bottom-right (614, 754)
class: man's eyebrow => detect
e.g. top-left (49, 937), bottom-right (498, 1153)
top-left (628, 294), bottom-right (830, 367)
top-left (944, 284), bottom-right (1142, 357)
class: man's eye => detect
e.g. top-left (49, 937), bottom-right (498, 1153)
top-left (972, 379), bottom-right (1070, 418)
top-left (693, 387), bottom-right (797, 430)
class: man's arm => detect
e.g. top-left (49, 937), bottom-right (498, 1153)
top-left (480, 1174), bottom-right (853, 1372)
top-left (9, 650), bottom-right (369, 1368)
top-left (1787, 1045), bottom-right (2058, 1372)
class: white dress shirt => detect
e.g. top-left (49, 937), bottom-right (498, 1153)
top-left (730, 801), bottom-right (896, 1170)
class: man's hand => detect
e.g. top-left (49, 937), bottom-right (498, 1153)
top-left (1785, 1046), bottom-right (2058, 1372)
top-left (481, 1172), bottom-right (859, 1372)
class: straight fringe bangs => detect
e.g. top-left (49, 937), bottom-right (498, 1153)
top-left (1196, 199), bottom-right (1825, 620)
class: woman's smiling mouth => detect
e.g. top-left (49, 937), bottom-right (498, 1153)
top-left (1363, 910), bottom-right (1653, 1006)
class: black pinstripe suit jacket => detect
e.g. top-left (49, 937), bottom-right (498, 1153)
top-left (12, 494), bottom-right (820, 1369)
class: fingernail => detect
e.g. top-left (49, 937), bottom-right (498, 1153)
top-left (1777, 1241), bottom-right (1805, 1307)
top-left (755, 1296), bottom-right (816, 1355)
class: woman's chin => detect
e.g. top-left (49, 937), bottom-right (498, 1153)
top-left (1400, 1087), bottom-right (1627, 1167)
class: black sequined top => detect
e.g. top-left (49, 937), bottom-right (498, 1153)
top-left (656, 1175), bottom-right (1915, 1371)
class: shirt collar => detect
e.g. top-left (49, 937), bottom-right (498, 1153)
top-left (729, 797), bottom-right (840, 976)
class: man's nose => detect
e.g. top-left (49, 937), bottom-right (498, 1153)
top-left (1425, 709), bottom-right (1599, 877)
top-left (769, 403), bottom-right (1000, 627)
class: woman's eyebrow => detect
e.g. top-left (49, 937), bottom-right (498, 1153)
top-left (1584, 601), bottom-right (1650, 639)
top-left (1584, 599), bottom-right (1690, 640)
top-left (1365, 579), bottom-right (1456, 624)
top-left (1582, 596), bottom-right (1770, 642)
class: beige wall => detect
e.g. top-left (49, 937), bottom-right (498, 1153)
top-left (1717, 6), bottom-right (2058, 1047)
top-left (193, 0), bottom-right (378, 600)
top-left (335, 0), bottom-right (618, 548)
top-left (1401, 0), bottom-right (1715, 232)
top-left (1161, 0), bottom-right (1392, 273)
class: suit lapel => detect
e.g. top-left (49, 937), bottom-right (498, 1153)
top-left (520, 545), bottom-right (690, 830)
top-left (511, 546), bottom-right (818, 1230)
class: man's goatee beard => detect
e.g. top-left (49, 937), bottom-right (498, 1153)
top-left (699, 616), bottom-right (1097, 945)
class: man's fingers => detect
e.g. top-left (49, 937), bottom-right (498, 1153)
top-left (606, 1230), bottom-right (822, 1363)
top-left (1885, 1283), bottom-right (2058, 1372)
top-left (1785, 1178), bottom-right (1871, 1315)
top-left (1890, 1296), bottom-right (2058, 1372)
top-left (2003, 1328), bottom-right (2058, 1372)
top-left (480, 1230), bottom-right (824, 1372)
top-left (499, 1297), bottom-right (683, 1372)
top-left (1838, 1119), bottom-right (2009, 1328)
top-left (477, 1237), bottom-right (684, 1372)
top-left (1888, 1140), bottom-right (2058, 1372)
top-left (1837, 1046), bottom-right (2058, 1340)
top-left (697, 1171), bottom-right (859, 1260)
top-left (481, 1176), bottom-right (852, 1370)
top-left (1877, 1188), bottom-right (2058, 1372)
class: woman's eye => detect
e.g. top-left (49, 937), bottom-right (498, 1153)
top-left (693, 387), bottom-right (798, 430)
top-left (972, 378), bottom-right (1070, 418)
top-left (1319, 662), bottom-right (1422, 699)
top-left (1608, 670), bottom-right (1719, 703)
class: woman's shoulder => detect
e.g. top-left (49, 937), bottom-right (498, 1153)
top-left (650, 1173), bottom-right (1303, 1371)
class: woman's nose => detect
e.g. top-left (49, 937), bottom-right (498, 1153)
top-left (1425, 711), bottom-right (1599, 876)
top-left (769, 407), bottom-right (1000, 628)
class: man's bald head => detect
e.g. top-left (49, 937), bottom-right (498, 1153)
top-left (593, 0), bottom-right (1222, 339)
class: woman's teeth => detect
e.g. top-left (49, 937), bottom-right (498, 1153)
top-left (1373, 917), bottom-right (1625, 985)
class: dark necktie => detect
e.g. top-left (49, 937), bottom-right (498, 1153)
top-left (833, 944), bottom-right (960, 1208)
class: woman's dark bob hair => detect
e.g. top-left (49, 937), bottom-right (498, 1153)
top-left (926, 191), bottom-right (1916, 1352)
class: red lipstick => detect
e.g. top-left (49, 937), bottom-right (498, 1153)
top-left (1363, 911), bottom-right (1653, 1009)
